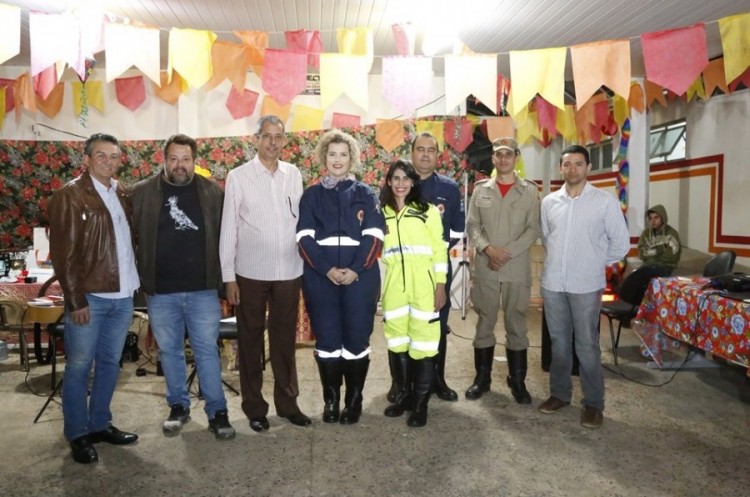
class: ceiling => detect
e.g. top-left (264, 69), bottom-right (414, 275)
top-left (3, 0), bottom-right (750, 79)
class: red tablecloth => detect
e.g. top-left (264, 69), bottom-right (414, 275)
top-left (633, 276), bottom-right (750, 372)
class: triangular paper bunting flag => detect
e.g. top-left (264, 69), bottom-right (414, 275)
top-left (72, 81), bottom-right (104, 115)
top-left (0, 78), bottom-right (15, 114)
top-left (29, 12), bottom-right (78, 77)
top-left (485, 116), bottom-right (515, 141)
top-left (555, 105), bottom-right (577, 141)
top-left (444, 53), bottom-right (497, 114)
top-left (35, 83), bottom-right (64, 118)
top-left (719, 13), bottom-right (750, 84)
top-left (204, 41), bottom-right (251, 91)
top-left (375, 119), bottom-right (404, 152)
top-left (33, 65), bottom-right (57, 100)
top-left (168, 28), bottom-right (217, 89)
top-left (570, 39), bottom-right (630, 108)
top-left (14, 72), bottom-right (37, 120)
top-left (0, 4), bottom-right (21, 65)
top-left (260, 95), bottom-right (291, 122)
top-left (509, 47), bottom-right (567, 114)
top-left (703, 58), bottom-right (729, 96)
top-left (728, 66), bottom-right (750, 92)
top-left (645, 79), bottom-right (667, 108)
top-left (535, 96), bottom-right (558, 137)
top-left (291, 104), bottom-right (324, 132)
top-left (497, 74), bottom-right (511, 116)
top-left (285, 30), bottom-right (323, 68)
top-left (444, 118), bottom-right (473, 153)
top-left (0, 87), bottom-right (5, 130)
top-left (685, 76), bottom-right (706, 102)
top-left (613, 94), bottom-right (628, 127)
top-left (416, 121), bottom-right (445, 151)
top-left (392, 23), bottom-right (416, 56)
top-left (337, 27), bottom-right (374, 71)
top-left (261, 49), bottom-right (307, 105)
top-left (226, 87), bottom-right (259, 119)
top-left (105, 23), bottom-right (161, 85)
top-left (153, 70), bottom-right (185, 104)
top-left (319, 54), bottom-right (370, 110)
top-left (332, 112), bottom-right (361, 129)
top-left (381, 56), bottom-right (433, 117)
top-left (115, 76), bottom-right (146, 111)
top-left (628, 82), bottom-right (646, 113)
top-left (233, 30), bottom-right (268, 76)
top-left (642, 24), bottom-right (708, 96)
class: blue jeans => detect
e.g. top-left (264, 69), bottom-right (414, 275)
top-left (147, 290), bottom-right (226, 418)
top-left (62, 294), bottom-right (134, 441)
top-left (541, 288), bottom-right (605, 410)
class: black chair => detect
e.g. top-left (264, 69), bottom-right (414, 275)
top-left (702, 250), bottom-right (737, 277)
top-left (33, 275), bottom-right (60, 365)
top-left (186, 321), bottom-right (242, 397)
top-left (600, 265), bottom-right (672, 365)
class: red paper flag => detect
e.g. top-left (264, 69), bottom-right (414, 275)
top-left (391, 23), bottom-right (415, 56)
top-left (261, 49), bottom-right (307, 105)
top-left (444, 118), bottom-right (473, 153)
top-left (331, 112), bottom-right (361, 129)
top-left (642, 24), bottom-right (709, 96)
top-left (534, 96), bottom-right (557, 136)
top-left (497, 74), bottom-right (511, 116)
top-left (226, 87), bottom-right (259, 119)
top-left (285, 29), bottom-right (323, 68)
top-left (729, 66), bottom-right (750, 92)
top-left (115, 76), bottom-right (146, 111)
top-left (33, 65), bottom-right (57, 100)
top-left (0, 78), bottom-right (15, 113)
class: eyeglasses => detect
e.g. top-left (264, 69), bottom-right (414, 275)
top-left (92, 152), bottom-right (122, 162)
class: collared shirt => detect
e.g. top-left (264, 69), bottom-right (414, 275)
top-left (541, 181), bottom-right (630, 293)
top-left (90, 179), bottom-right (140, 298)
top-left (419, 173), bottom-right (465, 246)
top-left (220, 155), bottom-right (303, 281)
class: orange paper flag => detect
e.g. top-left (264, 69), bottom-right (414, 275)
top-left (205, 40), bottom-right (251, 91)
top-left (703, 58), bottom-right (729, 96)
top-left (260, 95), bottom-right (291, 122)
top-left (644, 80), bottom-right (667, 108)
top-left (628, 82), bottom-right (646, 114)
top-left (234, 31), bottom-right (269, 76)
top-left (570, 39), bottom-right (630, 108)
top-left (14, 72), bottom-right (37, 121)
top-left (641, 24), bottom-right (708, 96)
top-left (485, 116), bottom-right (515, 141)
top-left (154, 71), bottom-right (185, 105)
top-left (375, 119), bottom-right (404, 152)
top-left (35, 83), bottom-right (64, 118)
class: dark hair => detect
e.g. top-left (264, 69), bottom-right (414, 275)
top-left (164, 134), bottom-right (197, 160)
top-left (411, 132), bottom-right (440, 152)
top-left (83, 133), bottom-right (119, 156)
top-left (380, 160), bottom-right (428, 213)
top-left (255, 115), bottom-right (285, 135)
top-left (559, 144), bottom-right (590, 165)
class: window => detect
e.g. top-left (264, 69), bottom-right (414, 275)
top-left (650, 120), bottom-right (686, 162)
top-left (589, 139), bottom-right (613, 172)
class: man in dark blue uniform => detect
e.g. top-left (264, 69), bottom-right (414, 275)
top-left (400, 131), bottom-right (465, 402)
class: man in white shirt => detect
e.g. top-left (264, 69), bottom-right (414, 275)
top-left (220, 116), bottom-right (311, 431)
top-left (538, 144), bottom-right (630, 429)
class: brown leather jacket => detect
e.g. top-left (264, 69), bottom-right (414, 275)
top-left (48, 171), bottom-right (136, 311)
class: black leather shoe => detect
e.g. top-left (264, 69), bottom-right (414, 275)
top-left (249, 416), bottom-right (270, 433)
top-left (283, 411), bottom-right (312, 427)
top-left (88, 426), bottom-right (138, 445)
top-left (70, 435), bottom-right (98, 464)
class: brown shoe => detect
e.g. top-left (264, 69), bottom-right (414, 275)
top-left (538, 396), bottom-right (570, 414)
top-left (581, 406), bottom-right (603, 428)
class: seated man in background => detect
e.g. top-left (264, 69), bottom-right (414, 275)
top-left (637, 204), bottom-right (681, 272)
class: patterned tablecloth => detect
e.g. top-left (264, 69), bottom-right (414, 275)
top-left (0, 281), bottom-right (62, 303)
top-left (632, 276), bottom-right (750, 372)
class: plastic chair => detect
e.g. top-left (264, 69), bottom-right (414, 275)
top-left (702, 251), bottom-right (737, 277)
top-left (600, 265), bottom-right (673, 365)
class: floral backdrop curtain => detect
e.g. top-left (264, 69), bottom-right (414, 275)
top-left (0, 120), bottom-right (477, 250)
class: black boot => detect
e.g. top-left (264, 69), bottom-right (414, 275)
top-left (465, 346), bottom-right (494, 400)
top-left (384, 352), bottom-right (411, 417)
top-left (340, 357), bottom-right (369, 424)
top-left (433, 332), bottom-right (458, 401)
top-left (315, 357), bottom-right (343, 423)
top-left (386, 350), bottom-right (399, 403)
top-left (506, 348), bottom-right (532, 404)
top-left (407, 356), bottom-right (434, 428)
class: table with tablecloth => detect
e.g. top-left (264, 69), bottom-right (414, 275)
top-left (632, 276), bottom-right (750, 373)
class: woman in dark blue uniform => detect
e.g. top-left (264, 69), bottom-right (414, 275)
top-left (296, 129), bottom-right (384, 425)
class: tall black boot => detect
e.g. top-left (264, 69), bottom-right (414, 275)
top-left (384, 352), bottom-right (411, 417)
top-left (407, 356), bottom-right (434, 428)
top-left (340, 357), bottom-right (369, 425)
top-left (433, 332), bottom-right (458, 401)
top-left (386, 350), bottom-right (399, 403)
top-left (506, 348), bottom-right (532, 404)
top-left (465, 346), bottom-right (495, 400)
top-left (315, 357), bottom-right (343, 423)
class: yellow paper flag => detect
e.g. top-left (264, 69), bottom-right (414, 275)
top-left (319, 54), bottom-right (370, 110)
top-left (719, 13), bottom-right (750, 84)
top-left (685, 76), bottom-right (706, 102)
top-left (555, 105), bottom-right (577, 141)
top-left (71, 81), bottom-right (104, 115)
top-left (509, 47), bottom-right (567, 114)
top-left (260, 95), bottom-right (291, 122)
top-left (168, 28), bottom-right (217, 89)
top-left (290, 104), bottom-right (323, 132)
top-left (415, 120), bottom-right (445, 151)
top-left (516, 110), bottom-right (542, 146)
top-left (613, 94), bottom-right (629, 127)
top-left (337, 27), bottom-right (373, 70)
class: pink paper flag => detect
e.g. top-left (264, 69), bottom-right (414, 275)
top-left (392, 23), bottom-right (415, 56)
top-left (381, 56), bottom-right (433, 117)
top-left (115, 76), bottom-right (146, 111)
top-left (261, 49), bottom-right (308, 105)
top-left (33, 65), bottom-right (58, 100)
top-left (226, 87), bottom-right (259, 119)
top-left (332, 112), bottom-right (361, 129)
top-left (642, 24), bottom-right (709, 96)
top-left (497, 74), bottom-right (511, 116)
top-left (285, 30), bottom-right (323, 68)
top-left (535, 96), bottom-right (557, 136)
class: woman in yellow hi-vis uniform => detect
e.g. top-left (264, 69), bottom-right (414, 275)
top-left (380, 159), bottom-right (447, 427)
